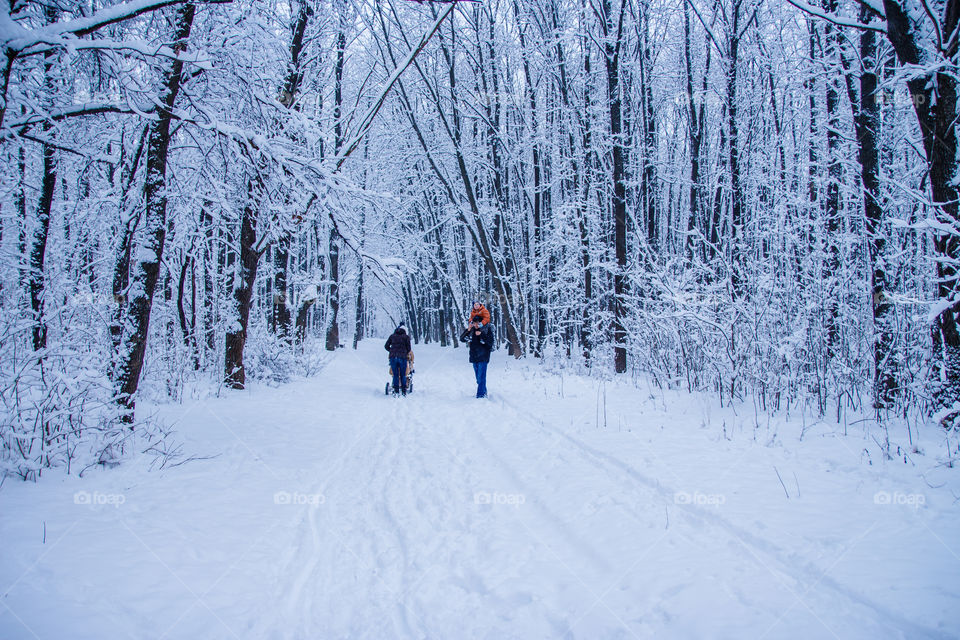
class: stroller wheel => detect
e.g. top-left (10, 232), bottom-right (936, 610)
top-left (408, 379), bottom-right (413, 393)
top-left (385, 382), bottom-right (390, 396)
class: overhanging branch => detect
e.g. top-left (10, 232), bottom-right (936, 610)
top-left (333, 1), bottom-right (456, 171)
top-left (785, 0), bottom-right (888, 33)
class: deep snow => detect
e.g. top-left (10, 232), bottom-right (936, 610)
top-left (1, 342), bottom-right (958, 639)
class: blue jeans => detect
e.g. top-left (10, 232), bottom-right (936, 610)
top-left (390, 357), bottom-right (407, 392)
top-left (473, 361), bottom-right (488, 398)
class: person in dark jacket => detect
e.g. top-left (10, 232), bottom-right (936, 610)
top-left (385, 323), bottom-right (412, 395)
top-left (460, 315), bottom-right (493, 398)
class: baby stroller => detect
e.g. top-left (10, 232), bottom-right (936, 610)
top-left (385, 355), bottom-right (415, 395)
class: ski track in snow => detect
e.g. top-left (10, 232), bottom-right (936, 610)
top-left (1, 343), bottom-right (958, 639)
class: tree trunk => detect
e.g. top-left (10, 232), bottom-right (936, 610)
top-left (176, 253), bottom-right (192, 347)
top-left (352, 264), bottom-right (364, 349)
top-left (113, 2), bottom-right (196, 422)
top-left (28, 6), bottom-right (58, 354)
top-left (201, 203), bottom-right (217, 355)
top-left (806, 20), bottom-right (819, 278)
top-left (325, 3), bottom-right (347, 352)
top-left (224, 189), bottom-right (261, 389)
top-left (881, 0), bottom-right (960, 420)
top-left (15, 124), bottom-right (26, 278)
top-left (325, 228), bottom-right (341, 351)
top-left (353, 145), bottom-right (368, 350)
top-left (841, 13), bottom-right (896, 407)
top-left (823, 0), bottom-right (842, 356)
top-left (599, 0), bottom-right (628, 373)
top-left (727, 2), bottom-right (745, 299)
top-left (683, 2), bottom-right (701, 261)
top-left (295, 297), bottom-right (316, 344)
top-left (512, 0), bottom-right (546, 357)
top-left (639, 1), bottom-right (658, 251)
top-left (272, 237), bottom-right (292, 338)
top-left (30, 127), bottom-right (55, 353)
top-left (579, 13), bottom-right (595, 359)
top-left (271, 0), bottom-right (312, 340)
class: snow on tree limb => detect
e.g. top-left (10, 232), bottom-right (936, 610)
top-left (333, 1), bottom-right (456, 170)
top-left (785, 0), bottom-right (888, 33)
top-left (1, 0), bottom-right (231, 53)
top-left (2, 102), bottom-right (139, 134)
top-left (20, 36), bottom-right (214, 66)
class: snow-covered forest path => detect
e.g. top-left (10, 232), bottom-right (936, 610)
top-left (2, 343), bottom-right (959, 639)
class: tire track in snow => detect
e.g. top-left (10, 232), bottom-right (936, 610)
top-left (327, 383), bottom-right (577, 637)
top-left (497, 395), bottom-right (951, 640)
top-left (396, 390), bottom-right (632, 636)
top-left (357, 418), bottom-right (426, 638)
top-left (454, 396), bottom-right (691, 637)
top-left (374, 396), bottom-right (502, 637)
top-left (248, 381), bottom-right (402, 639)
top-left (312, 414), bottom-right (413, 638)
top-left (463, 417), bottom-right (613, 572)
top-left (284, 393), bottom-right (462, 639)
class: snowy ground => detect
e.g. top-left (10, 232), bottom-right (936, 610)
top-left (2, 342), bottom-right (959, 639)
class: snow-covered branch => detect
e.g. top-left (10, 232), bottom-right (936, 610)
top-left (333, 1), bottom-right (456, 170)
top-left (784, 0), bottom-right (888, 33)
top-left (2, 102), bottom-right (141, 135)
top-left (1, 0), bottom-right (231, 53)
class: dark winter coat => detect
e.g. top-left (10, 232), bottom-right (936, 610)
top-left (460, 323), bottom-right (493, 363)
top-left (385, 328), bottom-right (412, 359)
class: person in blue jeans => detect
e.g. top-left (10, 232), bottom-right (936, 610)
top-left (460, 315), bottom-right (493, 398)
top-left (384, 322), bottom-right (412, 395)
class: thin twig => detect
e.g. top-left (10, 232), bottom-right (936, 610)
top-left (774, 465), bottom-right (790, 498)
